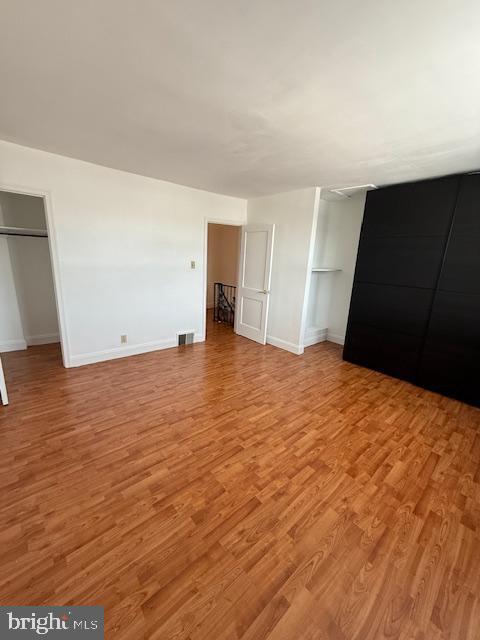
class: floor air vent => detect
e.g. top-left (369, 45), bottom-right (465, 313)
top-left (178, 332), bottom-right (194, 346)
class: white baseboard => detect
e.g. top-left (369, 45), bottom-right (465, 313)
top-left (26, 333), bottom-right (60, 346)
top-left (0, 339), bottom-right (27, 353)
top-left (303, 327), bottom-right (328, 348)
top-left (327, 331), bottom-right (345, 345)
top-left (68, 333), bottom-right (203, 367)
top-left (267, 335), bottom-right (303, 355)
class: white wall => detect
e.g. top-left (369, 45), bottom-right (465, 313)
top-left (206, 224), bottom-right (240, 308)
top-left (0, 191), bottom-right (59, 348)
top-left (247, 188), bottom-right (319, 354)
top-left (0, 140), bottom-right (246, 366)
top-left (0, 139), bottom-right (362, 364)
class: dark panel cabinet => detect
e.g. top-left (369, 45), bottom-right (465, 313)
top-left (438, 177), bottom-right (480, 297)
top-left (354, 235), bottom-right (446, 289)
top-left (417, 174), bottom-right (480, 406)
top-left (348, 283), bottom-right (434, 337)
top-left (344, 172), bottom-right (480, 408)
top-left (440, 235), bottom-right (480, 295)
top-left (346, 323), bottom-right (424, 381)
top-left (445, 174), bottom-right (480, 236)
top-left (418, 292), bottom-right (480, 406)
top-left (361, 176), bottom-right (459, 237)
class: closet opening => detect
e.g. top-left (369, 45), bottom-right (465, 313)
top-left (303, 191), bottom-right (367, 350)
top-left (205, 223), bottom-right (241, 341)
top-left (0, 190), bottom-right (62, 405)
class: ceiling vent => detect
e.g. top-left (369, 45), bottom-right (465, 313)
top-left (322, 184), bottom-right (377, 201)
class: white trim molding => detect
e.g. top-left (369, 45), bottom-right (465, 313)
top-left (26, 333), bottom-right (60, 346)
top-left (303, 326), bottom-right (328, 347)
top-left (68, 333), bottom-right (203, 367)
top-left (327, 331), bottom-right (345, 345)
top-left (298, 187), bottom-right (322, 353)
top-left (266, 335), bottom-right (304, 355)
top-left (0, 339), bottom-right (27, 353)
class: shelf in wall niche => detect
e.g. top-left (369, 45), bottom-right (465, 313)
top-left (311, 267), bottom-right (341, 272)
top-left (0, 226), bottom-right (48, 238)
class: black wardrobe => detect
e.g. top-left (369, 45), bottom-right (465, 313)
top-left (343, 172), bottom-right (480, 408)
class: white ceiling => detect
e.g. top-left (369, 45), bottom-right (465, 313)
top-left (1, 0), bottom-right (480, 198)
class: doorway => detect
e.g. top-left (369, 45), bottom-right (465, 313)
top-left (206, 223), bottom-right (241, 340)
top-left (0, 190), bottom-right (62, 404)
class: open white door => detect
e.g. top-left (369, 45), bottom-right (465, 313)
top-left (235, 224), bottom-right (275, 344)
top-left (0, 356), bottom-right (8, 406)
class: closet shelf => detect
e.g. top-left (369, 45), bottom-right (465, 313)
top-left (311, 267), bottom-right (341, 272)
top-left (0, 225), bottom-right (48, 238)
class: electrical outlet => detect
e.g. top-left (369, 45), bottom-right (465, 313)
top-left (190, 260), bottom-right (196, 269)
top-left (121, 334), bottom-right (127, 344)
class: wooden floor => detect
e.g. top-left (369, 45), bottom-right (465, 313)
top-left (1, 318), bottom-right (480, 640)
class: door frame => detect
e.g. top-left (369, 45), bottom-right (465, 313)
top-left (202, 217), bottom-right (244, 342)
top-left (0, 181), bottom-right (70, 368)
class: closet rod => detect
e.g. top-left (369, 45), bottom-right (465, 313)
top-left (0, 226), bottom-right (48, 238)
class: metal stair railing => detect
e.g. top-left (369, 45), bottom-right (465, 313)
top-left (213, 283), bottom-right (236, 326)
